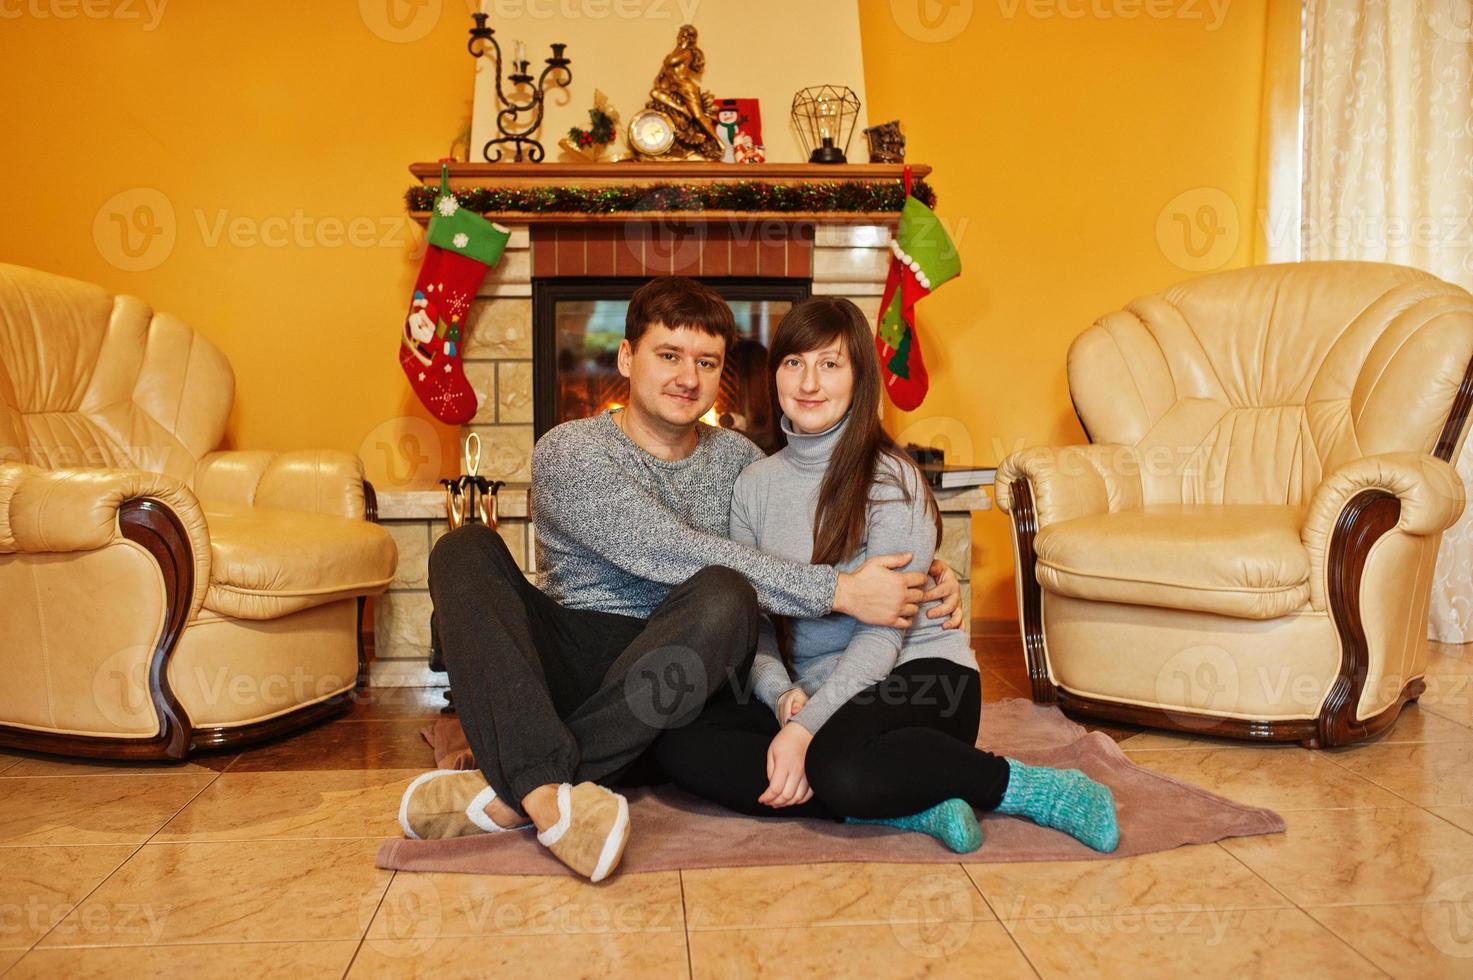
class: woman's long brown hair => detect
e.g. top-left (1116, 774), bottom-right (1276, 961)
top-left (768, 296), bottom-right (941, 566)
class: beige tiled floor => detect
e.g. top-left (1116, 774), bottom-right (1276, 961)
top-left (1, 637), bottom-right (1471, 978)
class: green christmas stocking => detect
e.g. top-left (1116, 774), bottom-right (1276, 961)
top-left (399, 168), bottom-right (511, 424)
top-left (875, 170), bottom-right (962, 411)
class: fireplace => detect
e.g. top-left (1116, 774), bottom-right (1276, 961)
top-left (372, 162), bottom-right (990, 685)
top-left (532, 277), bottom-right (811, 451)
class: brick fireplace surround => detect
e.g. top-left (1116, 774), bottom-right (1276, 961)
top-left (371, 163), bottom-right (991, 686)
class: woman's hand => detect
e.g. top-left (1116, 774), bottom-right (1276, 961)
top-left (924, 559), bottom-right (966, 630)
top-left (776, 688), bottom-right (808, 727)
top-left (760, 722), bottom-right (814, 808)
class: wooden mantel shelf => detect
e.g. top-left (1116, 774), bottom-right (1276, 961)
top-left (405, 162), bottom-right (932, 226)
top-left (410, 161), bottom-right (931, 189)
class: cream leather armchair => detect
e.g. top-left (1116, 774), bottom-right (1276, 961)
top-left (0, 263), bottom-right (397, 759)
top-left (997, 262), bottom-right (1473, 747)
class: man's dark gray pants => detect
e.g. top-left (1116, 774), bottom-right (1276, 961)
top-left (428, 524), bottom-right (759, 816)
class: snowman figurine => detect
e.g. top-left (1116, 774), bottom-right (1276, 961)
top-left (715, 100), bottom-right (742, 163)
top-left (403, 289), bottom-right (438, 366)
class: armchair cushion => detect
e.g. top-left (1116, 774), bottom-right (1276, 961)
top-left (194, 450), bottom-right (367, 519)
top-left (1034, 504), bottom-right (1310, 620)
top-left (203, 504), bottom-right (396, 620)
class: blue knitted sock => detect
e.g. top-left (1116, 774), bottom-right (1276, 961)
top-left (996, 759), bottom-right (1119, 852)
top-left (846, 798), bottom-right (983, 854)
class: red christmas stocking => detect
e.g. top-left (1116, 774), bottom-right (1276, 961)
top-left (874, 166), bottom-right (961, 412)
top-left (399, 176), bottom-right (511, 424)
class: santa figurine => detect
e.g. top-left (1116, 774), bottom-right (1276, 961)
top-left (403, 289), bottom-right (438, 366)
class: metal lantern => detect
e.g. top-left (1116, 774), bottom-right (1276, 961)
top-left (791, 85), bottom-right (861, 164)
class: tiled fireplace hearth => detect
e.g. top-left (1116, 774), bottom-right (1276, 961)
top-left (371, 163), bottom-right (991, 686)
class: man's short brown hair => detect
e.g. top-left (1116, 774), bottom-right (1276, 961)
top-left (625, 276), bottom-right (736, 352)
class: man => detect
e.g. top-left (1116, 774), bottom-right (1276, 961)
top-left (400, 277), bottom-right (963, 881)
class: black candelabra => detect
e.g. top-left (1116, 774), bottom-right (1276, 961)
top-left (467, 11), bottom-right (571, 163)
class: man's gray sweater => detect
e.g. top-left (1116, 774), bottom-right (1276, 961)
top-left (531, 409), bottom-right (838, 620)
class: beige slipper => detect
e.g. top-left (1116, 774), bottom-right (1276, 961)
top-left (535, 782), bottom-right (631, 882)
top-left (398, 769), bottom-right (528, 840)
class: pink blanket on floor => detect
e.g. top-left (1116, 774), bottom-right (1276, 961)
top-left (376, 698), bottom-right (1284, 875)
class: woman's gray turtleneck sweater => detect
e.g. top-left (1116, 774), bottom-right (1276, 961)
top-left (730, 411), bottom-right (978, 734)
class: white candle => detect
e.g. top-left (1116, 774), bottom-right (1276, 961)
top-left (515, 40), bottom-right (526, 64)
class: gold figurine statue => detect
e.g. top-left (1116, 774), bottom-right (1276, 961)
top-left (629, 25), bottom-right (722, 161)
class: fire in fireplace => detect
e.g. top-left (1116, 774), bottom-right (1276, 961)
top-left (533, 278), bottom-right (811, 451)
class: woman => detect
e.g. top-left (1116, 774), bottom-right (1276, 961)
top-left (655, 297), bottom-right (1119, 853)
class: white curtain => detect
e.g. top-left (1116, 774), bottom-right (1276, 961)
top-left (1301, 0), bottom-right (1473, 641)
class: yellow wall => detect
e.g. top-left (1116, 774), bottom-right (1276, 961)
top-left (470, 0), bottom-right (872, 164)
top-left (858, 0), bottom-right (1271, 623)
top-left (0, 1), bottom-right (478, 489)
top-left (0, 1), bottom-right (1271, 622)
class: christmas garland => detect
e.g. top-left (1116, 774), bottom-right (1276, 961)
top-left (405, 178), bottom-right (936, 215)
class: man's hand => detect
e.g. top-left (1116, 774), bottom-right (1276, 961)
top-left (760, 722), bottom-right (814, 808)
top-left (924, 559), bottom-right (966, 631)
top-left (833, 553), bottom-right (926, 627)
top-left (776, 688), bottom-right (808, 727)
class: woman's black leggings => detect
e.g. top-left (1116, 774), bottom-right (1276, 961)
top-left (653, 658), bottom-right (1011, 821)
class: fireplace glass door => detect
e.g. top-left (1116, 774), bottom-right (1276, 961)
top-left (534, 278), bottom-right (811, 452)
